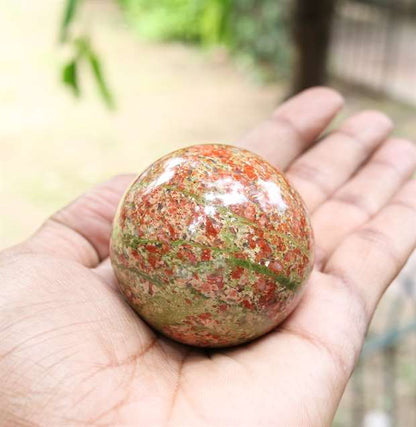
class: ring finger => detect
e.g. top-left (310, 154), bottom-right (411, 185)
top-left (312, 137), bottom-right (416, 267)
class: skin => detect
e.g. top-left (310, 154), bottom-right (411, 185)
top-left (0, 87), bottom-right (415, 426)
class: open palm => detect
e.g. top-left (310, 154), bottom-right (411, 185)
top-left (1, 88), bottom-right (415, 426)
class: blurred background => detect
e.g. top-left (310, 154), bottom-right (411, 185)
top-left (0, 1), bottom-right (414, 425)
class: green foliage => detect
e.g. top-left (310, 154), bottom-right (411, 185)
top-left (229, 0), bottom-right (291, 76)
top-left (118, 0), bottom-right (229, 44)
top-left (118, 0), bottom-right (291, 78)
top-left (59, 0), bottom-right (115, 108)
top-left (61, 59), bottom-right (80, 97)
top-left (85, 42), bottom-right (116, 109)
top-left (200, 0), bottom-right (232, 46)
top-left (60, 0), bottom-right (79, 42)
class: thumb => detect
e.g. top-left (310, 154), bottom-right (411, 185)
top-left (21, 174), bottom-right (135, 268)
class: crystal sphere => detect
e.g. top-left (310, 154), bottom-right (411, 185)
top-left (110, 144), bottom-right (314, 347)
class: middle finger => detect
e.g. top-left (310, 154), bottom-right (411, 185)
top-left (286, 110), bottom-right (392, 212)
top-left (312, 137), bottom-right (416, 267)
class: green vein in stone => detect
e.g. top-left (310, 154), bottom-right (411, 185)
top-left (226, 258), bottom-right (299, 291)
top-left (119, 264), bottom-right (166, 288)
top-left (186, 258), bottom-right (298, 291)
top-left (162, 184), bottom-right (308, 255)
top-left (125, 235), bottom-right (238, 255)
top-left (116, 263), bottom-right (234, 306)
top-left (122, 233), bottom-right (300, 291)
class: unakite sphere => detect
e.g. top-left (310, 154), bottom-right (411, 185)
top-left (110, 144), bottom-right (314, 347)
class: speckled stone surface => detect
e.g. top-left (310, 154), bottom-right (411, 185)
top-left (110, 144), bottom-right (314, 347)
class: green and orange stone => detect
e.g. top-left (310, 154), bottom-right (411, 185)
top-left (110, 144), bottom-right (314, 347)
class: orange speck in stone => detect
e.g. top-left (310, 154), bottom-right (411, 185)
top-left (275, 240), bottom-right (286, 252)
top-left (148, 254), bottom-right (158, 268)
top-left (145, 244), bottom-right (159, 254)
top-left (198, 312), bottom-right (212, 321)
top-left (258, 281), bottom-right (277, 307)
top-left (258, 239), bottom-right (272, 257)
top-left (167, 223), bottom-right (176, 237)
top-left (131, 250), bottom-right (142, 262)
top-left (231, 266), bottom-right (244, 279)
top-left (227, 288), bottom-right (238, 299)
top-left (120, 206), bottom-right (128, 227)
top-left (177, 246), bottom-right (197, 264)
top-left (293, 248), bottom-right (302, 257)
top-left (248, 236), bottom-right (257, 249)
top-left (242, 299), bottom-right (254, 310)
top-left (206, 218), bottom-right (219, 237)
top-left (256, 227), bottom-right (264, 238)
top-left (284, 252), bottom-right (293, 263)
top-left (189, 252), bottom-right (198, 263)
top-left (243, 164), bottom-right (257, 180)
top-left (201, 249), bottom-right (211, 261)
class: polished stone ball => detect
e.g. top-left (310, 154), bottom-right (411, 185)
top-left (110, 144), bottom-right (314, 347)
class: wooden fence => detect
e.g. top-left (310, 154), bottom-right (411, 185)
top-left (330, 0), bottom-right (416, 104)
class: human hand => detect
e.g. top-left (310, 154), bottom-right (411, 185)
top-left (1, 87), bottom-right (415, 426)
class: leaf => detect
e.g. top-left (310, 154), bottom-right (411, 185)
top-left (60, 36), bottom-right (115, 109)
top-left (61, 59), bottom-right (80, 97)
top-left (60, 0), bottom-right (80, 43)
top-left (85, 46), bottom-right (116, 109)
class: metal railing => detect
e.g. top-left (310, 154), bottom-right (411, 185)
top-left (330, 0), bottom-right (416, 104)
top-left (335, 262), bottom-right (416, 426)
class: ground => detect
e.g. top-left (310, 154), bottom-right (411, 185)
top-left (0, 1), bottom-right (415, 426)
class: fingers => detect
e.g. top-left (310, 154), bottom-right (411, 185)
top-left (286, 110), bottom-right (393, 212)
top-left (324, 179), bottom-right (416, 318)
top-left (239, 87), bottom-right (344, 170)
top-left (313, 138), bottom-right (416, 266)
top-left (241, 178), bottom-right (415, 411)
top-left (25, 174), bottom-right (135, 267)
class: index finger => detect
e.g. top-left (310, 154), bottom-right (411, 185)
top-left (239, 86), bottom-right (344, 170)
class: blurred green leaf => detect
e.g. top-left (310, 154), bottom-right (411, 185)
top-left (60, 36), bottom-right (115, 109)
top-left (78, 38), bottom-right (115, 109)
top-left (61, 59), bottom-right (80, 97)
top-left (60, 0), bottom-right (80, 43)
top-left (201, 0), bottom-right (231, 46)
top-left (88, 51), bottom-right (115, 109)
top-left (118, 0), bottom-right (291, 79)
